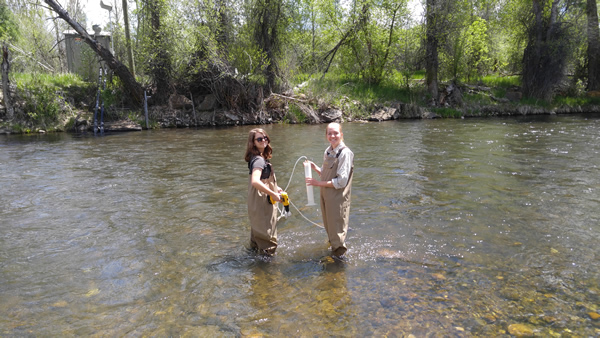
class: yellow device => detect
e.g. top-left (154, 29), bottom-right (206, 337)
top-left (269, 192), bottom-right (291, 217)
top-left (280, 192), bottom-right (290, 213)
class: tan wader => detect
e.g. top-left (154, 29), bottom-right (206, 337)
top-left (320, 153), bottom-right (353, 256)
top-left (247, 172), bottom-right (278, 255)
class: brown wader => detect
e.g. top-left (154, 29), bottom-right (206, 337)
top-left (247, 166), bottom-right (278, 255)
top-left (320, 150), bottom-right (353, 257)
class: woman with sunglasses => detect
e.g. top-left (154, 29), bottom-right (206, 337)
top-left (305, 123), bottom-right (354, 258)
top-left (244, 128), bottom-right (284, 255)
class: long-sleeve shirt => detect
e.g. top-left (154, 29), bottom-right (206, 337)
top-left (323, 142), bottom-right (354, 189)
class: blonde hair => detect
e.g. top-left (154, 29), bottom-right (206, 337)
top-left (326, 123), bottom-right (344, 141)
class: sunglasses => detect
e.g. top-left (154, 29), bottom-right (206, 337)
top-left (255, 137), bottom-right (269, 142)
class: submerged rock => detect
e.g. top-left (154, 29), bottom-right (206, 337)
top-left (508, 323), bottom-right (535, 337)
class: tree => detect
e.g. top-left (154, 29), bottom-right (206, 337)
top-left (1, 0), bottom-right (18, 119)
top-left (123, 0), bottom-right (135, 77)
top-left (7, 3), bottom-right (57, 73)
top-left (521, 0), bottom-right (574, 101)
top-left (393, 16), bottom-right (421, 91)
top-left (0, 0), bottom-right (19, 43)
top-left (353, 0), bottom-right (407, 84)
top-left (284, 0), bottom-right (323, 73)
top-left (586, 0), bottom-right (600, 91)
top-left (252, 0), bottom-right (286, 92)
top-left (425, 0), bottom-right (441, 104)
top-left (2, 43), bottom-right (13, 119)
top-left (147, 0), bottom-right (172, 103)
top-left (463, 17), bottom-right (490, 81)
top-left (320, 1), bottom-right (370, 77)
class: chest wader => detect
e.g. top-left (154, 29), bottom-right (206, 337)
top-left (247, 160), bottom-right (278, 255)
top-left (320, 150), bottom-right (353, 257)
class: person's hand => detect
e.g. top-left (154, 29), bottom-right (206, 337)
top-left (305, 177), bottom-right (318, 186)
top-left (271, 193), bottom-right (282, 203)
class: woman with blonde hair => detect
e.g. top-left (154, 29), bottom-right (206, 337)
top-left (305, 123), bottom-right (354, 258)
top-left (244, 128), bottom-right (284, 255)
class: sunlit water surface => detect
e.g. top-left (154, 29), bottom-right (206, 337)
top-left (1, 115), bottom-right (599, 336)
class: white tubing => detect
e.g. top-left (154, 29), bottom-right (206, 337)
top-left (277, 155), bottom-right (323, 228)
top-left (304, 161), bottom-right (316, 206)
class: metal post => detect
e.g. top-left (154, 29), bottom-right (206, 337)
top-left (100, 67), bottom-right (106, 135)
top-left (190, 92), bottom-right (197, 127)
top-left (144, 91), bottom-right (149, 130)
top-left (93, 66), bottom-right (102, 135)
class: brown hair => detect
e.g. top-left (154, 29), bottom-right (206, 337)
top-left (244, 128), bottom-right (273, 162)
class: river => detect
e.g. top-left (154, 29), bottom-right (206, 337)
top-left (1, 115), bottom-right (599, 336)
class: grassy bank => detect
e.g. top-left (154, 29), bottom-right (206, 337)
top-left (2, 73), bottom-right (94, 133)
top-left (294, 71), bottom-right (600, 119)
top-left (3, 70), bottom-right (600, 134)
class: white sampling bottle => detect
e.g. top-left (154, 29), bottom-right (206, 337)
top-left (304, 161), bottom-right (316, 206)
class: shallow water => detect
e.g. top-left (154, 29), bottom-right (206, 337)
top-left (1, 115), bottom-right (599, 336)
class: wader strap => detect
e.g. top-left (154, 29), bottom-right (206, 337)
top-left (327, 146), bottom-right (346, 159)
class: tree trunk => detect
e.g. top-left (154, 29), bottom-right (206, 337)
top-left (587, 0), bottom-right (600, 91)
top-left (2, 43), bottom-right (14, 120)
top-left (425, 0), bottom-right (439, 105)
top-left (216, 0), bottom-right (230, 53)
top-left (148, 0), bottom-right (172, 104)
top-left (51, 9), bottom-right (65, 73)
top-left (320, 4), bottom-right (369, 78)
top-left (123, 0), bottom-right (136, 77)
top-left (376, 4), bottom-right (401, 83)
top-left (254, 0), bottom-right (282, 92)
top-left (43, 0), bottom-right (143, 106)
top-left (311, 1), bottom-right (316, 67)
top-left (521, 0), bottom-right (569, 101)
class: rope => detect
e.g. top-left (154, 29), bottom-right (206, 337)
top-left (275, 156), bottom-right (324, 229)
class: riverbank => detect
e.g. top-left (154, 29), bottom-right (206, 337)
top-left (58, 88), bottom-right (600, 134)
top-left (2, 80), bottom-right (600, 135)
top-left (3, 100), bottom-right (600, 135)
top-left (70, 95), bottom-right (600, 133)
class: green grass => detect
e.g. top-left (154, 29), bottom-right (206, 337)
top-left (298, 71), bottom-right (421, 107)
top-left (285, 104), bottom-right (307, 124)
top-left (292, 70), bottom-right (600, 120)
top-left (479, 75), bottom-right (520, 88)
top-left (519, 97), bottom-right (552, 108)
top-left (295, 72), bottom-right (526, 111)
top-left (432, 107), bottom-right (463, 118)
top-left (14, 72), bottom-right (88, 88)
top-left (554, 95), bottom-right (600, 106)
top-left (411, 70), bottom-right (426, 80)
top-left (11, 72), bottom-right (95, 130)
top-left (463, 92), bottom-right (492, 105)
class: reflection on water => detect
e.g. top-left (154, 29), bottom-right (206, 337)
top-left (1, 116), bottom-right (600, 336)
